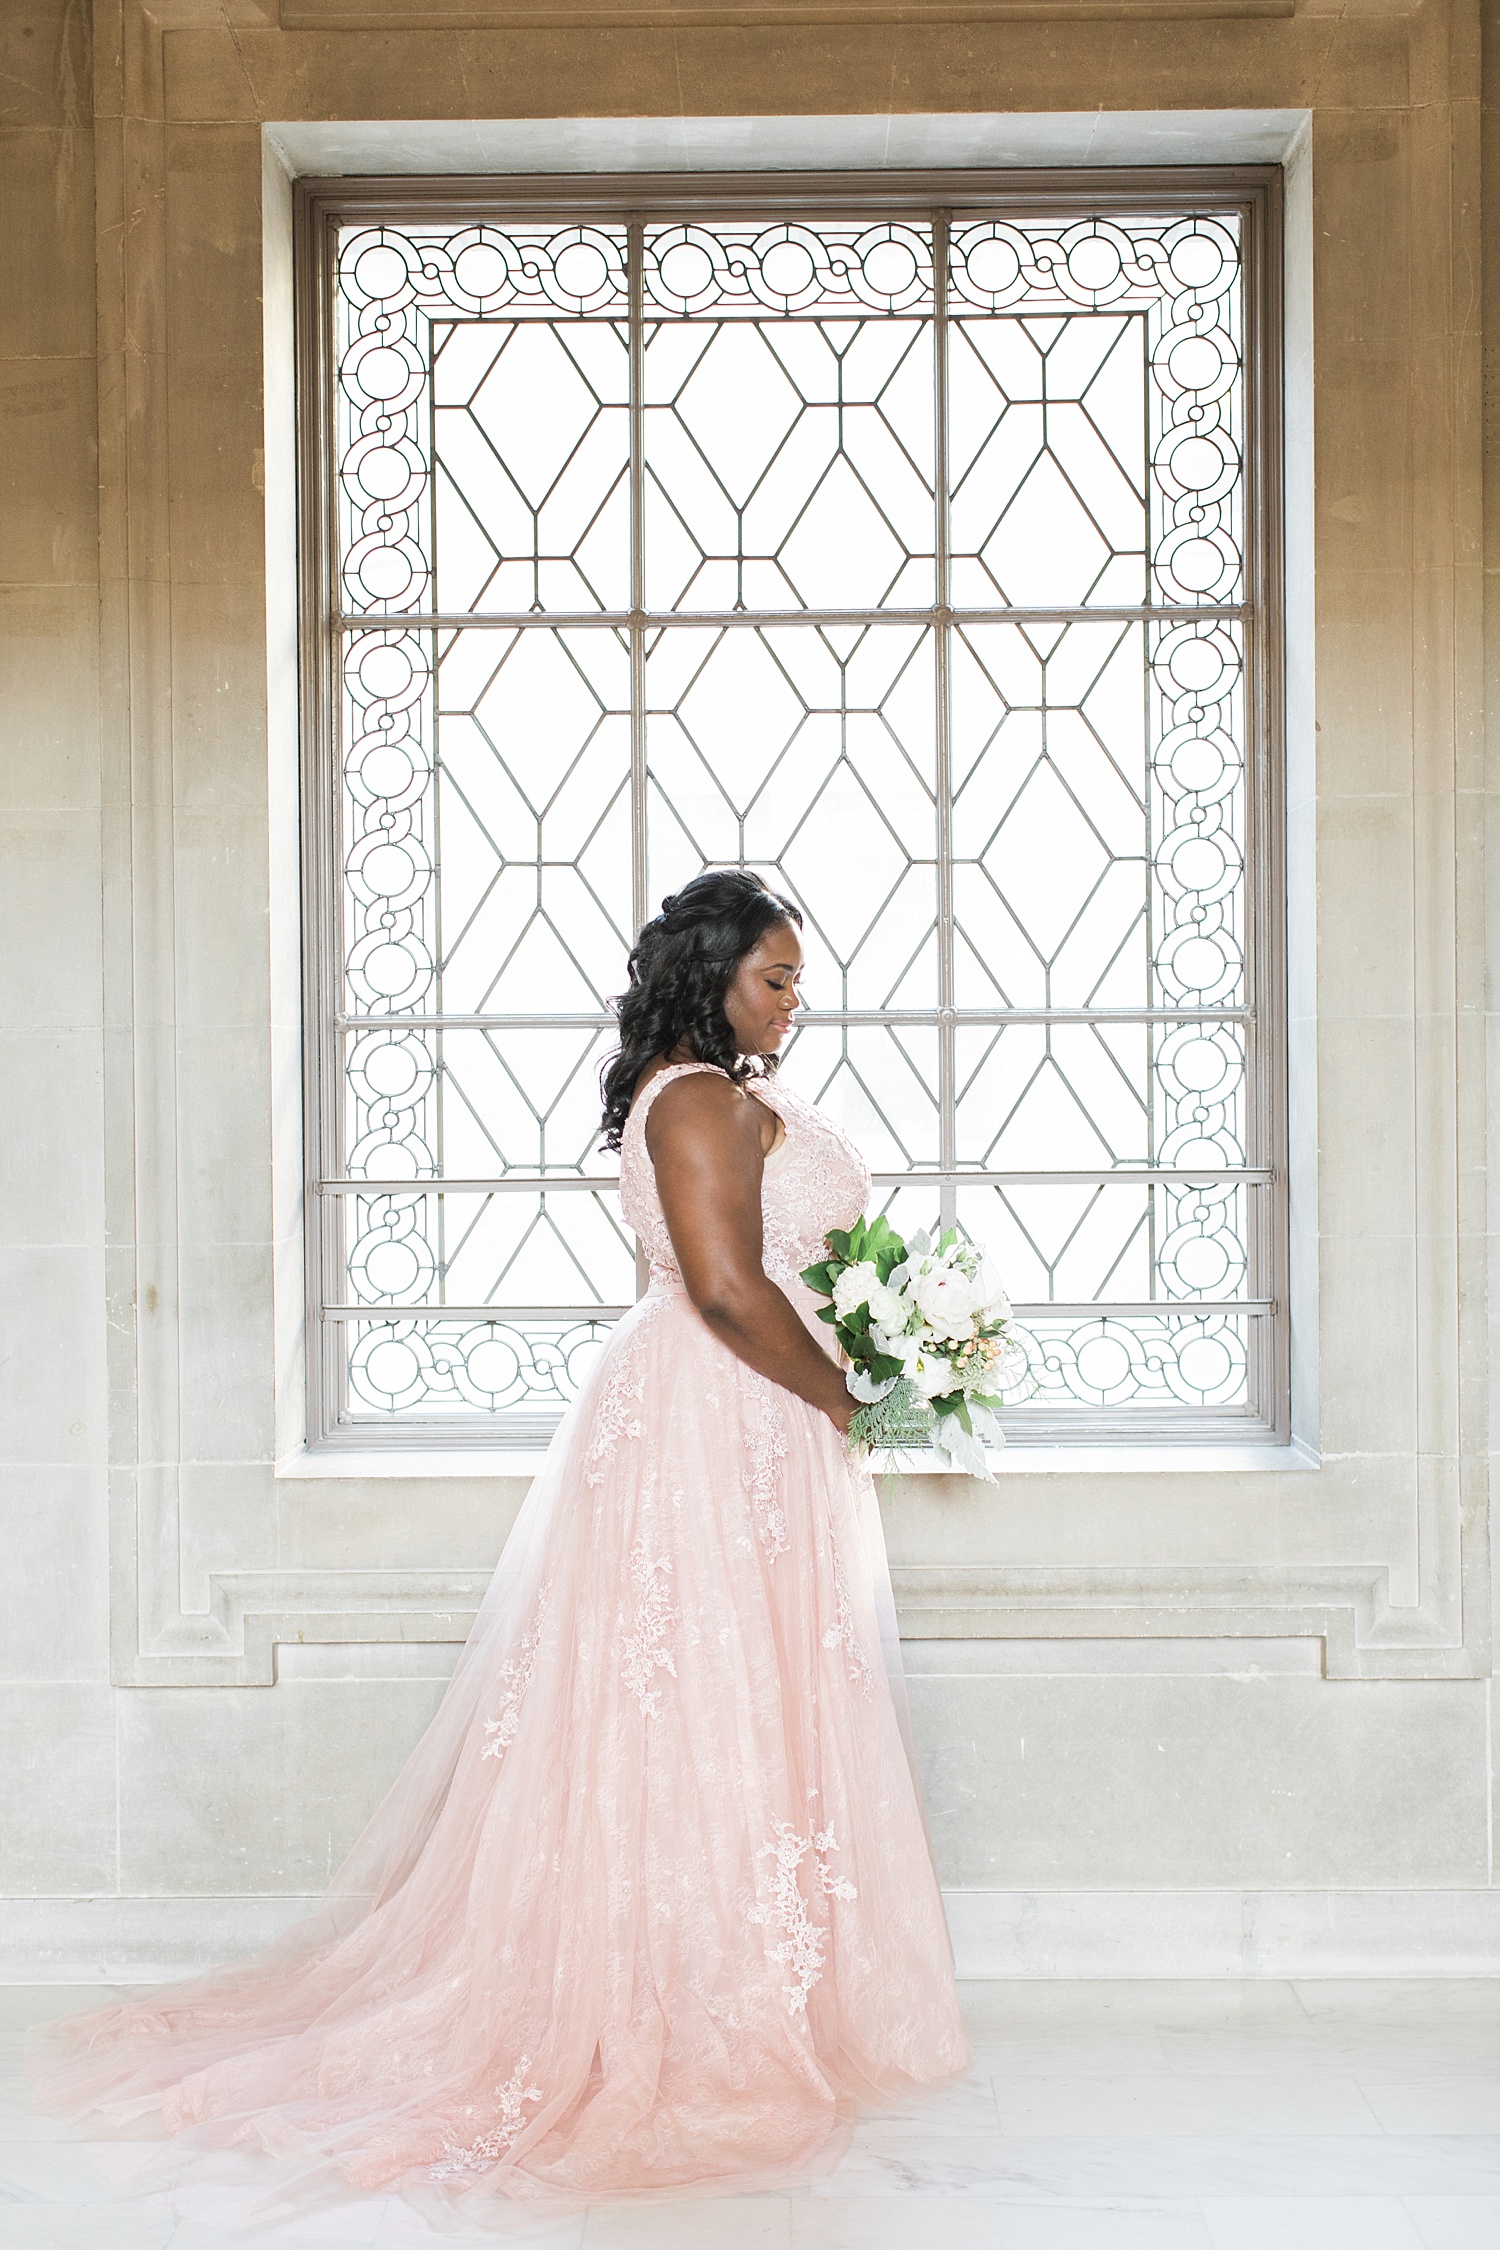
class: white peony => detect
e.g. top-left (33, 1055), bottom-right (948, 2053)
top-left (831, 1260), bottom-right (881, 1319)
top-left (909, 1260), bottom-right (981, 1342)
top-left (910, 1350), bottom-right (957, 1401)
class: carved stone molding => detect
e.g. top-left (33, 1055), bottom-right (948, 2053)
top-left (116, 1547), bottom-right (1485, 1686)
top-left (278, 0), bottom-right (1293, 26)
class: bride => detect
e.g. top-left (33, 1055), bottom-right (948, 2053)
top-left (30, 868), bottom-right (972, 2212)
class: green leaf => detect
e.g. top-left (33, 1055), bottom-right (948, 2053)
top-left (799, 1261), bottom-right (836, 1295)
top-left (825, 1228), bottom-right (853, 1261)
top-left (815, 1304), bottom-right (839, 1325)
top-left (865, 1351), bottom-right (906, 1383)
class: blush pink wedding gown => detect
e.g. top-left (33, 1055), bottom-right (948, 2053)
top-left (30, 1062), bottom-right (971, 2214)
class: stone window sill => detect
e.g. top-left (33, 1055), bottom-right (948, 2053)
top-left (276, 1440), bottom-right (1321, 1479)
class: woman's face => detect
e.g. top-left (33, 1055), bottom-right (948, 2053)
top-left (724, 920), bottom-right (804, 1056)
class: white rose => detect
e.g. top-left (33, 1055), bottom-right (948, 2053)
top-left (910, 1263), bottom-right (980, 1342)
top-left (831, 1260), bottom-right (881, 1319)
top-left (865, 1280), bottom-right (910, 1335)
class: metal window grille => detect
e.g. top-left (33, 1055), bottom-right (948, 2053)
top-left (296, 169), bottom-right (1286, 1449)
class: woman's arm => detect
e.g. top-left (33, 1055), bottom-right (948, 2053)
top-left (645, 1074), bottom-right (854, 1435)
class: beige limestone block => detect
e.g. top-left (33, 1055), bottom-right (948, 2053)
top-left (176, 1240), bottom-right (276, 1465)
top-left (175, 1026), bottom-right (274, 1249)
top-left (0, 358), bottom-right (100, 588)
top-left (219, 17), bottom-right (1356, 120)
top-left (167, 361), bottom-right (269, 589)
top-left (0, 585), bottom-right (101, 810)
top-left (0, 0), bottom-right (92, 133)
top-left (1311, 584), bottom-right (1415, 796)
top-left (171, 808), bottom-right (271, 1029)
top-left (1316, 796), bottom-right (1417, 1019)
top-left (163, 28), bottom-right (262, 124)
top-left (1315, 1232), bottom-right (1420, 1460)
top-left (878, 1452), bottom-right (1422, 1577)
top-left (0, 1468), bottom-right (109, 1684)
top-left (0, 810), bottom-right (104, 1031)
top-left (0, 1685), bottom-right (116, 1892)
top-left (117, 1674), bottom-right (452, 1891)
top-left (170, 582), bottom-right (270, 815)
top-left (0, 130), bottom-right (95, 361)
top-left (1307, 13), bottom-right (1413, 107)
top-left (166, 124), bottom-right (265, 351)
top-left (908, 1671), bottom-right (1489, 1889)
top-left (1313, 1015), bottom-right (1416, 1244)
top-left (0, 1030), bottom-right (104, 1249)
top-left (0, 1244), bottom-right (107, 1468)
top-left (277, 1474), bottom-right (529, 1572)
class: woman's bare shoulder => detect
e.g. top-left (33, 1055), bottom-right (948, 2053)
top-left (643, 1067), bottom-right (759, 1154)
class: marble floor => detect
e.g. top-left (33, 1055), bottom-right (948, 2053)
top-left (1, 1979), bottom-right (1497, 2248)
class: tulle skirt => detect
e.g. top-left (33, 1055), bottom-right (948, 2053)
top-left (27, 1282), bottom-right (971, 2219)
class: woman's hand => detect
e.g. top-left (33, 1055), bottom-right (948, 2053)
top-left (646, 1072), bottom-right (856, 1437)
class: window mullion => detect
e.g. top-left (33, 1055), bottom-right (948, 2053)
top-left (933, 212), bottom-right (956, 1235)
top-left (628, 216), bottom-right (647, 940)
top-left (628, 218), bottom-right (649, 1305)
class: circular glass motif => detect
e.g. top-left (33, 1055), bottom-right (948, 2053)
top-left (1177, 1332), bottom-right (1234, 1393)
top-left (353, 344), bottom-right (413, 401)
top-left (353, 242), bottom-right (410, 301)
top-left (959, 232), bottom-right (1021, 297)
top-left (1065, 234), bottom-right (1123, 291)
top-left (1168, 230), bottom-right (1229, 291)
top-left (453, 241), bottom-right (510, 299)
top-left (356, 640), bottom-right (416, 701)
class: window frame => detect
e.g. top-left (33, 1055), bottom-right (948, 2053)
top-left (294, 165), bottom-right (1287, 1452)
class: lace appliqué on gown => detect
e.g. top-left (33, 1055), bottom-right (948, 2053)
top-left (822, 1554), bottom-right (875, 1696)
top-left (480, 1589), bottom-right (551, 1765)
top-left (748, 1822), bottom-right (858, 2018)
top-left (429, 2056), bottom-right (544, 2181)
top-left (744, 1370), bottom-right (790, 1559)
top-left (582, 1297), bottom-right (665, 1489)
top-left (621, 1537), bottom-right (678, 1717)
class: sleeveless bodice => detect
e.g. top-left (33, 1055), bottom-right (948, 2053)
top-left (620, 1061), bottom-right (871, 1293)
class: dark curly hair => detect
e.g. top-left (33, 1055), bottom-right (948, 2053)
top-left (599, 869), bottom-right (803, 1150)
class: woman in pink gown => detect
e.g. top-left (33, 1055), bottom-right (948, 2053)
top-left (29, 870), bottom-right (971, 2215)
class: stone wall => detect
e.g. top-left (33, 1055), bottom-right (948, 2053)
top-left (1, 0), bottom-right (1496, 1977)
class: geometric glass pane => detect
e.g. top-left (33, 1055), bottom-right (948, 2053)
top-left (434, 625), bottom-right (632, 1016)
top-left (644, 623), bottom-right (937, 1010)
top-left (433, 317), bottom-right (630, 615)
top-left (949, 311), bottom-right (1147, 609)
top-left (951, 619), bottom-right (1149, 1010)
top-left (324, 197), bottom-right (1268, 1433)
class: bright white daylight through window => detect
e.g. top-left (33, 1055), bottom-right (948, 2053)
top-left (305, 180), bottom-right (1285, 1446)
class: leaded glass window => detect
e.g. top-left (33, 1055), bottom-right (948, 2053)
top-left (299, 172), bottom-right (1285, 1448)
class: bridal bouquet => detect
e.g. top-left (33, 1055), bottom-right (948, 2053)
top-left (800, 1215), bottom-right (1028, 1481)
